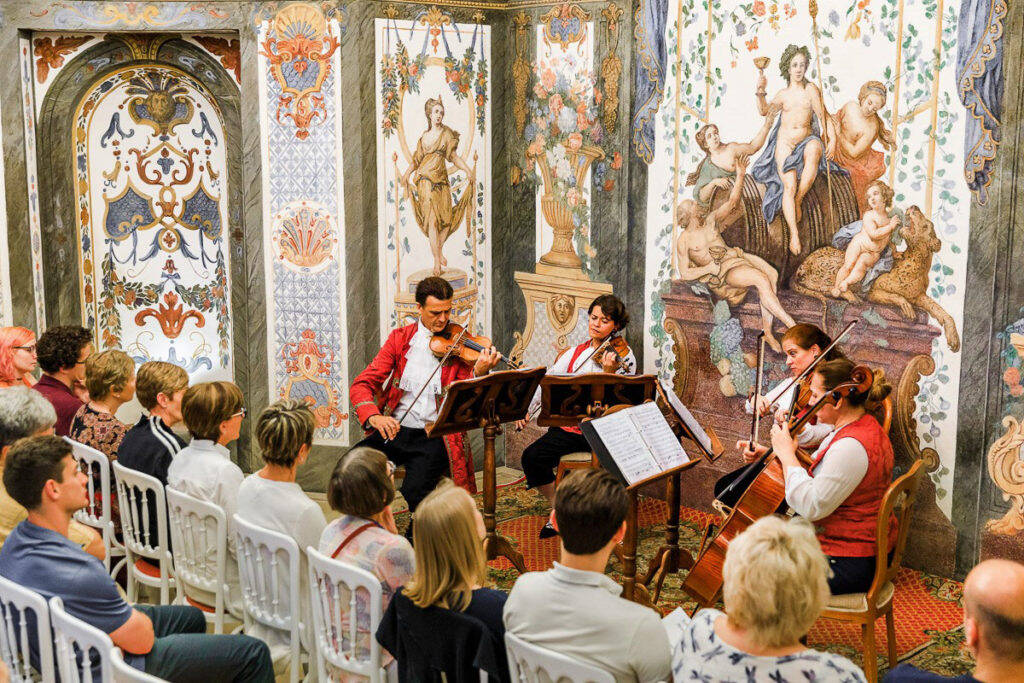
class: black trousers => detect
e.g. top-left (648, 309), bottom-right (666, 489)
top-left (355, 427), bottom-right (449, 512)
top-left (521, 427), bottom-right (591, 489)
top-left (828, 552), bottom-right (893, 594)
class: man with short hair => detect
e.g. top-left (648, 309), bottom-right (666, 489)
top-left (885, 558), bottom-right (1024, 683)
top-left (503, 469), bottom-right (672, 682)
top-left (350, 276), bottom-right (500, 518)
top-left (32, 325), bottom-right (93, 436)
top-left (0, 386), bottom-right (103, 560)
top-left (0, 435), bottom-right (274, 682)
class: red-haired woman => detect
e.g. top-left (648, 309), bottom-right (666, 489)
top-left (0, 327), bottom-right (38, 389)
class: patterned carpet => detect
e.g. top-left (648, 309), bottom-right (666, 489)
top-left (400, 480), bottom-right (976, 678)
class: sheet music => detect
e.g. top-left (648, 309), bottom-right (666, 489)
top-left (629, 401), bottom-right (689, 471)
top-left (659, 378), bottom-right (714, 458)
top-left (588, 410), bottom-right (660, 485)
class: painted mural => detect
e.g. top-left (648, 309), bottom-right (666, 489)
top-left (0, 94), bottom-right (10, 328)
top-left (74, 64), bottom-right (233, 379)
top-left (19, 37), bottom-right (47, 331)
top-left (374, 8), bottom-right (491, 339)
top-left (643, 0), bottom-right (968, 572)
top-left (259, 3), bottom-right (350, 446)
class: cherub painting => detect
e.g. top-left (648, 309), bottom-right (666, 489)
top-left (832, 180), bottom-right (899, 298)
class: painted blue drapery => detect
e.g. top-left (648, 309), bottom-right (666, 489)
top-left (630, 0), bottom-right (668, 164)
top-left (955, 0), bottom-right (1007, 204)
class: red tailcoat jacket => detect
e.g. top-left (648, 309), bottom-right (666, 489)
top-left (350, 323), bottom-right (477, 493)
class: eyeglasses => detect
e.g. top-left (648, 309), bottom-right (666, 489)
top-left (232, 407), bottom-right (247, 419)
top-left (13, 345), bottom-right (36, 354)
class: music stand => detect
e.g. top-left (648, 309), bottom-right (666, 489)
top-left (637, 380), bottom-right (726, 603)
top-left (538, 373), bottom-right (657, 427)
top-left (427, 367), bottom-right (545, 573)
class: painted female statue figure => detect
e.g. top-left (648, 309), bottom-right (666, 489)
top-left (401, 97), bottom-right (477, 276)
top-left (830, 81), bottom-right (894, 213)
top-left (686, 107), bottom-right (779, 210)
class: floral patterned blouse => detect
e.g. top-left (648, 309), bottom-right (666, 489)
top-left (69, 404), bottom-right (129, 532)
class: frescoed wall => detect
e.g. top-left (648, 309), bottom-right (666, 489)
top-left (258, 3), bottom-right (351, 446)
top-left (374, 9), bottom-right (491, 339)
top-left (0, 94), bottom-right (9, 327)
top-left (642, 0), bottom-right (968, 575)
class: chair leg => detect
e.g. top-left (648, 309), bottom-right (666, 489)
top-left (861, 621), bottom-right (878, 683)
top-left (885, 611), bottom-right (897, 669)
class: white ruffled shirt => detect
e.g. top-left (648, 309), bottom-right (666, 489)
top-left (394, 322), bottom-right (444, 429)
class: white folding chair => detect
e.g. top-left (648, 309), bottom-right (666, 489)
top-left (111, 463), bottom-right (175, 605)
top-left (165, 487), bottom-right (235, 633)
top-left (0, 575), bottom-right (55, 683)
top-left (48, 596), bottom-right (114, 683)
top-left (505, 632), bottom-right (614, 683)
top-left (233, 514), bottom-right (307, 683)
top-left (64, 438), bottom-right (126, 576)
top-left (307, 547), bottom-right (393, 682)
top-left (110, 649), bottom-right (165, 682)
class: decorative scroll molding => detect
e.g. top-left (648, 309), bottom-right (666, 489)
top-left (599, 2), bottom-right (622, 133)
top-left (663, 317), bottom-right (692, 406)
top-left (33, 35), bottom-right (91, 83)
top-left (539, 3), bottom-right (591, 51)
top-left (985, 415), bottom-right (1024, 536)
top-left (894, 354), bottom-right (941, 472)
top-left (511, 11), bottom-right (529, 135)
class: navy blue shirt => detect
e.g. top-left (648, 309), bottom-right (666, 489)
top-left (0, 520), bottom-right (144, 674)
top-left (465, 587), bottom-right (507, 644)
top-left (884, 665), bottom-right (979, 682)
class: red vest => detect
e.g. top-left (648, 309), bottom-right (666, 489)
top-left (811, 414), bottom-right (896, 557)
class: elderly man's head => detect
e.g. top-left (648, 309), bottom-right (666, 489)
top-left (0, 386), bottom-right (57, 457)
top-left (963, 559), bottom-right (1024, 665)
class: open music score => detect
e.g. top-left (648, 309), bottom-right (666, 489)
top-left (657, 378), bottom-right (719, 461)
top-left (581, 401), bottom-right (691, 488)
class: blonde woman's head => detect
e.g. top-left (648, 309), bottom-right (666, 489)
top-left (84, 349), bottom-right (135, 402)
top-left (722, 515), bottom-right (829, 648)
top-left (403, 480), bottom-right (486, 611)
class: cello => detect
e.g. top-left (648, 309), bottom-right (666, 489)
top-left (682, 364), bottom-right (874, 608)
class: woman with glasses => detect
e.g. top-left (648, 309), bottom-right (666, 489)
top-left (166, 381), bottom-right (247, 612)
top-left (0, 327), bottom-right (38, 389)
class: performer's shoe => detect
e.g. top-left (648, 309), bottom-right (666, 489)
top-left (538, 521), bottom-right (558, 539)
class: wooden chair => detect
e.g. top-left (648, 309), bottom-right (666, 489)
top-left (554, 451), bottom-right (598, 487)
top-left (505, 632), bottom-right (613, 683)
top-left (816, 458), bottom-right (926, 683)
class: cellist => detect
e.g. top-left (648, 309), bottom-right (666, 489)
top-left (515, 294), bottom-right (638, 539)
top-left (739, 358), bottom-right (895, 594)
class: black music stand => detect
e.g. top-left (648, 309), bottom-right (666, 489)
top-left (636, 380), bottom-right (726, 603)
top-left (426, 367), bottom-right (545, 573)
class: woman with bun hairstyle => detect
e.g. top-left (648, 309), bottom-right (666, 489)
top-left (741, 358), bottom-right (895, 594)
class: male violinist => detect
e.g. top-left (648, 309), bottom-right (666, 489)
top-left (350, 277), bottom-right (500, 528)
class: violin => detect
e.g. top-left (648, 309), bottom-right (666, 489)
top-left (683, 365), bottom-right (874, 608)
top-left (429, 323), bottom-right (521, 369)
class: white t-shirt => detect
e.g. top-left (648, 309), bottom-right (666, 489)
top-left (236, 473), bottom-right (327, 665)
top-left (166, 439), bottom-right (244, 612)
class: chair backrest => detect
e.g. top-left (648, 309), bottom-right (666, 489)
top-left (165, 487), bottom-right (227, 612)
top-left (64, 439), bottom-right (113, 535)
top-left (232, 514), bottom-right (301, 635)
top-left (306, 547), bottom-right (384, 682)
top-left (49, 596), bottom-right (113, 683)
top-left (110, 648), bottom-right (165, 682)
top-left (0, 575), bottom-right (55, 683)
top-left (112, 462), bottom-right (170, 564)
top-left (876, 396), bottom-right (894, 433)
top-left (505, 632), bottom-right (614, 683)
top-left (869, 459), bottom-right (926, 599)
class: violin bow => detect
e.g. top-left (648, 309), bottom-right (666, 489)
top-left (770, 319), bottom-right (858, 412)
top-left (386, 326), bottom-right (467, 443)
top-left (749, 332), bottom-right (766, 451)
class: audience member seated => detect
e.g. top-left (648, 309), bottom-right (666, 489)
top-left (671, 515), bottom-right (865, 682)
top-left (319, 446), bottom-right (414, 605)
top-left (377, 481), bottom-right (509, 682)
top-left (167, 381), bottom-right (245, 612)
top-left (504, 469), bottom-right (670, 683)
top-left (884, 558), bottom-right (1024, 683)
top-left (69, 348), bottom-right (136, 458)
top-left (117, 361), bottom-right (188, 537)
top-left (0, 326), bottom-right (38, 388)
top-left (0, 387), bottom-right (103, 560)
top-left (32, 326), bottom-right (92, 436)
top-left (0, 434), bottom-right (274, 682)
top-left (237, 399), bottom-right (326, 666)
